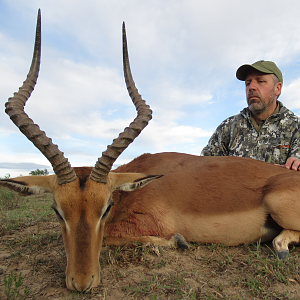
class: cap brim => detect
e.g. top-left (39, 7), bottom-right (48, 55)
top-left (236, 64), bottom-right (274, 81)
top-left (236, 65), bottom-right (252, 81)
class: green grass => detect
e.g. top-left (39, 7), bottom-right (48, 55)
top-left (1, 189), bottom-right (300, 299)
top-left (0, 189), bottom-right (64, 299)
top-left (0, 188), bottom-right (22, 210)
top-left (124, 269), bottom-right (197, 299)
top-left (0, 188), bottom-right (54, 236)
top-left (121, 241), bottom-right (300, 299)
top-left (3, 271), bottom-right (29, 300)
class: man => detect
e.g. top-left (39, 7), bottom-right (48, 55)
top-left (201, 60), bottom-right (300, 171)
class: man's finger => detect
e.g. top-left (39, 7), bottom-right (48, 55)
top-left (284, 157), bottom-right (300, 171)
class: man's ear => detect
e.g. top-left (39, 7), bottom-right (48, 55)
top-left (0, 175), bottom-right (57, 195)
top-left (108, 172), bottom-right (163, 192)
top-left (275, 81), bottom-right (282, 97)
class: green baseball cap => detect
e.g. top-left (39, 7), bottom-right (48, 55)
top-left (236, 60), bottom-right (283, 83)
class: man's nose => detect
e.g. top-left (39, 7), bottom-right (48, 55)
top-left (248, 81), bottom-right (257, 90)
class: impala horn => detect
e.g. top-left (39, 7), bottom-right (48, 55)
top-left (5, 9), bottom-right (77, 185)
top-left (89, 23), bottom-right (152, 183)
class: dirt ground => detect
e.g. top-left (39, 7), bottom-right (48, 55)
top-left (1, 215), bottom-right (300, 299)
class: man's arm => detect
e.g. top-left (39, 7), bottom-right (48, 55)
top-left (201, 120), bottom-right (231, 156)
top-left (277, 129), bottom-right (300, 171)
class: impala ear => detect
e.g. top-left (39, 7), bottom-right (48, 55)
top-left (109, 172), bottom-right (163, 192)
top-left (0, 175), bottom-right (57, 195)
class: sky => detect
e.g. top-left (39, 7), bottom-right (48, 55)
top-left (1, 0), bottom-right (300, 178)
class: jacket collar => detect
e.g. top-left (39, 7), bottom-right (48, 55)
top-left (241, 101), bottom-right (288, 122)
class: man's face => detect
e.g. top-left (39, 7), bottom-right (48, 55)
top-left (245, 69), bottom-right (282, 116)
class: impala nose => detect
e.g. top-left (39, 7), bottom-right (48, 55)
top-left (71, 276), bottom-right (94, 292)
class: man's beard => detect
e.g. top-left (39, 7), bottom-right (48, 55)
top-left (247, 90), bottom-right (276, 116)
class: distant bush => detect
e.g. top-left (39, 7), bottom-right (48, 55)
top-left (0, 174), bottom-right (10, 179)
top-left (29, 169), bottom-right (49, 176)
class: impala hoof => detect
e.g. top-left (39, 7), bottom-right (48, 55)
top-left (278, 250), bottom-right (289, 260)
top-left (174, 233), bottom-right (189, 249)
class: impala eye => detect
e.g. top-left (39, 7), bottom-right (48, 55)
top-left (102, 201), bottom-right (114, 219)
top-left (52, 207), bottom-right (64, 221)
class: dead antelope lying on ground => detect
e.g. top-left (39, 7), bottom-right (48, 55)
top-left (1, 10), bottom-right (300, 293)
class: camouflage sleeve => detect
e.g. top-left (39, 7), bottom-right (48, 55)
top-left (288, 129), bottom-right (300, 159)
top-left (201, 119), bottom-right (231, 156)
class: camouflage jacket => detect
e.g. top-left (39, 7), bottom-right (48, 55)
top-left (201, 101), bottom-right (300, 165)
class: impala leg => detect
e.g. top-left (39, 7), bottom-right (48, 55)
top-left (104, 233), bottom-right (189, 249)
top-left (272, 229), bottom-right (300, 259)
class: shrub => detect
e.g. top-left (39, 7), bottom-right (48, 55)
top-left (29, 169), bottom-right (49, 176)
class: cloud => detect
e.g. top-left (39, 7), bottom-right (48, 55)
top-left (2, 0), bottom-right (300, 176)
top-left (0, 162), bottom-right (50, 170)
top-left (281, 78), bottom-right (300, 111)
top-left (131, 121), bottom-right (213, 153)
top-left (0, 161), bottom-right (52, 178)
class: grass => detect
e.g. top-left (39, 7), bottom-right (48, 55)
top-left (0, 189), bottom-right (300, 299)
top-left (0, 188), bottom-right (22, 211)
top-left (0, 188), bottom-right (54, 236)
top-left (3, 271), bottom-right (29, 300)
top-left (124, 269), bottom-right (197, 299)
top-left (105, 240), bottom-right (300, 299)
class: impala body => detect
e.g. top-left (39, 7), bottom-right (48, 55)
top-left (1, 10), bottom-right (300, 293)
top-left (109, 152), bottom-right (297, 248)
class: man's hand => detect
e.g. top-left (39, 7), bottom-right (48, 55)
top-left (276, 156), bottom-right (300, 171)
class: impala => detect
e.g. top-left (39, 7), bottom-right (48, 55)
top-left (1, 10), bottom-right (300, 293)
